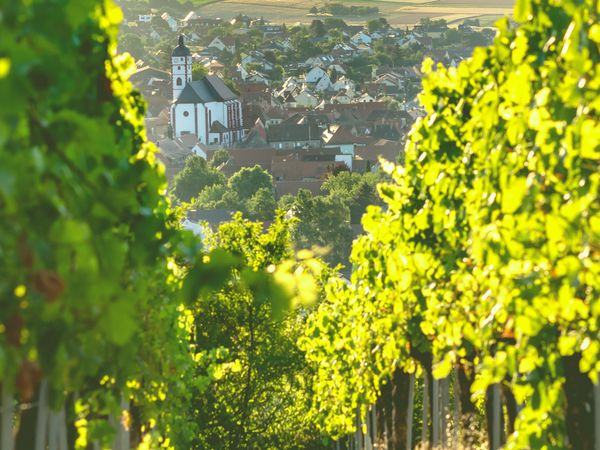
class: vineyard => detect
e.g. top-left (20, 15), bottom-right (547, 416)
top-left (0, 0), bottom-right (599, 449)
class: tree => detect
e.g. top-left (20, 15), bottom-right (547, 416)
top-left (172, 155), bottom-right (225, 202)
top-left (210, 148), bottom-right (230, 168)
top-left (443, 28), bottom-right (461, 45)
top-left (228, 165), bottom-right (273, 201)
top-left (289, 189), bottom-right (353, 267)
top-left (246, 187), bottom-right (277, 221)
top-left (321, 171), bottom-right (382, 223)
top-left (0, 1), bottom-right (203, 447)
top-left (192, 63), bottom-right (208, 80)
top-left (119, 32), bottom-right (145, 59)
top-left (186, 214), bottom-right (330, 450)
top-left (299, 1), bottom-right (600, 448)
top-left (310, 19), bottom-right (326, 38)
top-left (323, 17), bottom-right (347, 31)
top-left (367, 18), bottom-right (387, 33)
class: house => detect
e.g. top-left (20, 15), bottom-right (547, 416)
top-left (181, 217), bottom-right (206, 238)
top-left (351, 31), bottom-right (372, 46)
top-left (181, 11), bottom-right (198, 27)
top-left (246, 71), bottom-right (271, 86)
top-left (331, 91), bottom-right (354, 104)
top-left (208, 36), bottom-right (236, 54)
top-left (354, 139), bottom-right (402, 168)
top-left (313, 74), bottom-right (332, 92)
top-left (357, 92), bottom-right (376, 103)
top-left (138, 14), bottom-right (153, 23)
top-left (332, 76), bottom-right (355, 93)
top-left (130, 66), bottom-right (171, 97)
top-left (261, 24), bottom-right (285, 36)
top-left (328, 64), bottom-right (347, 75)
top-left (294, 88), bottom-right (319, 108)
top-left (356, 43), bottom-right (374, 55)
top-left (188, 209), bottom-right (235, 230)
top-left (321, 124), bottom-right (371, 155)
top-left (304, 55), bottom-right (336, 67)
top-left (241, 51), bottom-right (265, 66)
top-left (305, 66), bottom-right (327, 83)
top-left (170, 36), bottom-right (244, 146)
top-left (220, 148), bottom-right (276, 176)
top-left (190, 17), bottom-right (222, 29)
top-left (266, 123), bottom-right (322, 150)
top-left (271, 148), bottom-right (350, 182)
top-left (155, 137), bottom-right (192, 181)
top-left (161, 12), bottom-right (178, 32)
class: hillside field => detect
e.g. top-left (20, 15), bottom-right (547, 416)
top-left (197, 0), bottom-right (514, 26)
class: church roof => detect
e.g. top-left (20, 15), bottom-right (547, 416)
top-left (210, 121), bottom-right (229, 133)
top-left (172, 35), bottom-right (191, 57)
top-left (175, 75), bottom-right (238, 104)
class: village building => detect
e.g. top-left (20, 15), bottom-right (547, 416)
top-left (169, 36), bottom-right (244, 146)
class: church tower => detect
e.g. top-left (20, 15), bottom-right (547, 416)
top-left (171, 35), bottom-right (192, 101)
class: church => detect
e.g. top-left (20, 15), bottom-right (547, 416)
top-left (170, 36), bottom-right (244, 146)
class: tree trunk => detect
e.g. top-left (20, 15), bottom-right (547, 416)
top-left (502, 386), bottom-right (517, 436)
top-left (391, 370), bottom-right (409, 450)
top-left (381, 379), bottom-right (394, 449)
top-left (563, 354), bottom-right (594, 450)
top-left (15, 401), bottom-right (36, 450)
top-left (375, 396), bottom-right (386, 448)
top-left (457, 366), bottom-right (476, 416)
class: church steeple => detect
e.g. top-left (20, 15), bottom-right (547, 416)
top-left (171, 35), bottom-right (192, 101)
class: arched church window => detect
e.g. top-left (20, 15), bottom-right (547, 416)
top-left (176, 78), bottom-right (183, 86)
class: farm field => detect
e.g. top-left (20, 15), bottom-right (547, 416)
top-left (197, 0), bottom-right (514, 26)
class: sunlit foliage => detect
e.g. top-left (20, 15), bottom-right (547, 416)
top-left (301, 0), bottom-right (599, 447)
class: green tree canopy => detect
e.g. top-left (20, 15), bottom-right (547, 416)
top-left (300, 1), bottom-right (600, 448)
top-left (246, 187), bottom-right (277, 222)
top-left (172, 155), bottom-right (225, 202)
top-left (289, 189), bottom-right (353, 267)
top-left (228, 165), bottom-right (273, 201)
top-left (187, 214), bottom-right (330, 450)
top-left (192, 63), bottom-right (209, 80)
top-left (320, 171), bottom-right (382, 223)
top-left (210, 148), bottom-right (230, 168)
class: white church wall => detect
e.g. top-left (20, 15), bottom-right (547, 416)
top-left (173, 104), bottom-right (196, 137)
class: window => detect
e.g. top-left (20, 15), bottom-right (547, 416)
top-left (176, 78), bottom-right (183, 86)
top-left (183, 111), bottom-right (189, 117)
top-left (178, 66), bottom-right (181, 70)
